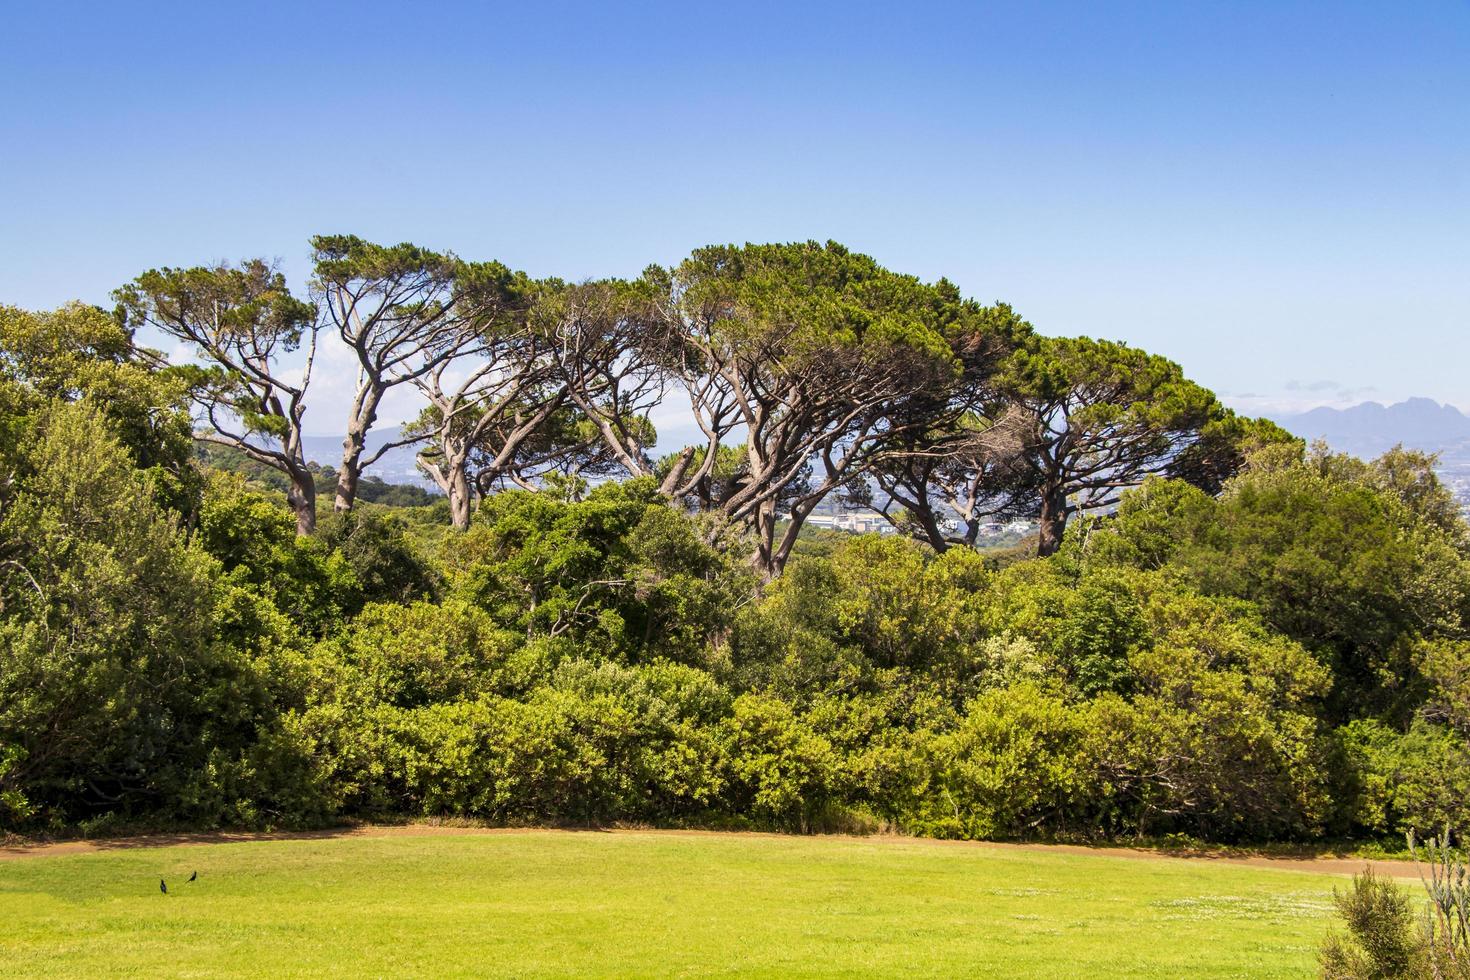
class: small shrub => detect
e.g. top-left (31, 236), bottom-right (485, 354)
top-left (1320, 835), bottom-right (1470, 979)
top-left (1319, 869), bottom-right (1421, 979)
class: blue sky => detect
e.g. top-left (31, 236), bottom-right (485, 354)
top-left (2, 1), bottom-right (1466, 435)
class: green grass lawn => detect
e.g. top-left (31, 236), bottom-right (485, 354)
top-left (0, 830), bottom-right (1346, 977)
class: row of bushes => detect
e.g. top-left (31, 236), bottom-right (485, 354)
top-left (187, 592), bottom-right (1462, 843)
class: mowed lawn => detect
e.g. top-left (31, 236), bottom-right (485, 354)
top-left (0, 830), bottom-right (1347, 978)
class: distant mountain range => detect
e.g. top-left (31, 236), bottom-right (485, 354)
top-left (1270, 398), bottom-right (1470, 459)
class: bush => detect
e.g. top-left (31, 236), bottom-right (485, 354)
top-left (1319, 837), bottom-right (1470, 980)
top-left (1408, 829), bottom-right (1470, 976)
top-left (10, 354), bottom-right (1470, 851)
top-left (930, 683), bottom-right (1085, 839)
top-left (983, 562), bottom-right (1147, 697)
top-left (366, 662), bottom-right (735, 824)
top-left (1319, 869), bottom-right (1423, 979)
top-left (447, 480), bottom-right (754, 664)
top-left (197, 473), bottom-right (361, 635)
top-left (315, 601), bottom-right (534, 708)
top-left (317, 510), bottom-right (442, 606)
top-left (721, 694), bottom-right (837, 831)
top-left (0, 405), bottom-right (272, 828)
top-left (1340, 720), bottom-right (1470, 839)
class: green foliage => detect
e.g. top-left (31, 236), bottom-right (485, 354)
top-left (113, 260), bottom-right (322, 531)
top-left (1089, 476), bottom-right (1216, 571)
top-left (196, 474), bottom-right (361, 635)
top-left (722, 693), bottom-right (837, 831)
top-left (315, 601), bottom-right (533, 708)
top-left (354, 476), bottom-right (440, 507)
top-left (1419, 639), bottom-right (1470, 736)
top-left (1084, 575), bottom-right (1334, 840)
top-left (672, 240), bottom-right (961, 372)
top-left (983, 561), bottom-right (1148, 697)
top-left (1168, 413), bottom-right (1304, 496)
top-left (448, 479), bottom-right (755, 664)
top-left (824, 537), bottom-right (989, 674)
top-left (0, 403), bottom-right (269, 827)
top-left (932, 683), bottom-right (1086, 839)
top-left (1407, 829), bottom-right (1470, 975)
top-left (316, 510), bottom-right (441, 606)
top-left (728, 537), bottom-right (996, 703)
top-left (116, 261), bottom-right (315, 353)
top-left (312, 657), bottom-right (732, 824)
top-left (1092, 450), bottom-right (1470, 725)
top-left (0, 302), bottom-right (199, 513)
top-left (1338, 720), bottom-right (1470, 838)
top-left (113, 260), bottom-right (316, 448)
top-left (1319, 869), bottom-right (1424, 979)
top-left (8, 397), bottom-right (1469, 846)
top-left (997, 334), bottom-right (1230, 554)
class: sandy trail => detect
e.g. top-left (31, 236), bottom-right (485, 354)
top-left (0, 824), bottom-right (1423, 878)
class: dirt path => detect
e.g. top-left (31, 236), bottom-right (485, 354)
top-left (0, 824), bottom-right (1423, 878)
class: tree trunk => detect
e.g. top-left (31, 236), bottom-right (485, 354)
top-left (915, 503), bottom-right (949, 553)
top-left (447, 464), bottom-right (473, 531)
top-left (287, 471), bottom-right (317, 535)
top-left (959, 517), bottom-right (981, 550)
top-left (336, 387), bottom-right (383, 513)
top-left (336, 422), bottom-right (366, 513)
top-left (751, 499), bottom-right (780, 581)
top-left (750, 496), bottom-right (817, 581)
top-left (419, 434), bottom-right (475, 532)
top-left (1036, 484), bottom-right (1069, 557)
top-left (657, 445), bottom-right (697, 497)
top-left (768, 506), bottom-right (807, 578)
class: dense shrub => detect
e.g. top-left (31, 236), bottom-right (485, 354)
top-left (982, 562), bottom-right (1148, 697)
top-left (931, 683), bottom-right (1086, 838)
top-left (315, 601), bottom-right (533, 707)
top-left (0, 404), bottom-right (281, 827)
top-left (316, 510), bottom-right (442, 607)
top-left (1319, 870), bottom-right (1424, 979)
top-left (1338, 719), bottom-right (1470, 838)
top-left (721, 694), bottom-right (838, 831)
top-left (1095, 456), bottom-right (1470, 724)
top-left (447, 480), bottom-right (756, 665)
top-left (197, 473), bottom-right (361, 636)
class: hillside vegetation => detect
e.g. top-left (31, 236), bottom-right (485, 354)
top-left (2, 243), bottom-right (1467, 845)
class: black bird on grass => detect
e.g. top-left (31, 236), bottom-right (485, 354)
top-left (160, 879), bottom-right (167, 895)
top-left (188, 871), bottom-right (197, 882)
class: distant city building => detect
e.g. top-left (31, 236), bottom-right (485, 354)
top-left (804, 511), bottom-right (894, 534)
